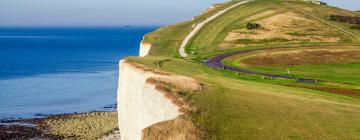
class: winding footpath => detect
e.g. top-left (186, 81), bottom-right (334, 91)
top-left (178, 0), bottom-right (352, 83)
top-left (179, 0), bottom-right (253, 57)
top-left (202, 47), bottom-right (318, 83)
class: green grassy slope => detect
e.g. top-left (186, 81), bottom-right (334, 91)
top-left (188, 0), bottom-right (289, 57)
top-left (285, 1), bottom-right (360, 40)
top-left (227, 62), bottom-right (360, 85)
top-left (142, 1), bottom-right (238, 57)
top-left (129, 57), bottom-right (360, 139)
top-left (221, 46), bottom-right (360, 85)
top-left (186, 0), bottom-right (360, 60)
top-left (130, 0), bottom-right (360, 139)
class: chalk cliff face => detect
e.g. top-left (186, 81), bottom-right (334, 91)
top-left (139, 41), bottom-right (152, 57)
top-left (117, 59), bottom-right (181, 140)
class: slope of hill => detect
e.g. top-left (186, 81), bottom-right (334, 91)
top-left (118, 0), bottom-right (360, 139)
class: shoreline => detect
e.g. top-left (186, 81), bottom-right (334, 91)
top-left (0, 103), bottom-right (117, 121)
top-left (0, 111), bottom-right (118, 139)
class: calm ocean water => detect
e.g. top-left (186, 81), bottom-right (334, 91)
top-left (0, 26), bottom-right (158, 119)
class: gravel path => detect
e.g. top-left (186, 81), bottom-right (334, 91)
top-left (179, 0), bottom-right (253, 57)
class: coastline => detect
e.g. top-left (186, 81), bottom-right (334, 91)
top-left (0, 26), bottom-right (160, 139)
top-left (0, 32), bottom-right (161, 139)
top-left (0, 27), bottom-right (159, 139)
top-left (0, 26), bottom-right (156, 121)
top-left (0, 111), bottom-right (118, 139)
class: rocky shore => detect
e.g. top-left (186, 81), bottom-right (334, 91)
top-left (0, 112), bottom-right (118, 140)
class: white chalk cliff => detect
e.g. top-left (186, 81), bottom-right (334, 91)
top-left (139, 41), bottom-right (152, 57)
top-left (117, 59), bottom-right (182, 140)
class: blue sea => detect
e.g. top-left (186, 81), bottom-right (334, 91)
top-left (0, 26), bottom-right (158, 119)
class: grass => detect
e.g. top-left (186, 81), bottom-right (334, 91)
top-left (222, 46), bottom-right (360, 85)
top-left (284, 1), bottom-right (360, 40)
top-left (248, 64), bottom-right (360, 85)
top-left (142, 117), bottom-right (205, 140)
top-left (129, 0), bottom-right (360, 139)
top-left (233, 38), bottom-right (290, 45)
top-left (127, 57), bottom-right (360, 139)
top-left (142, 1), bottom-right (239, 57)
top-left (187, 0), bottom-right (288, 56)
top-left (186, 0), bottom-right (360, 59)
top-left (224, 12), bottom-right (347, 48)
top-left (150, 75), bottom-right (202, 92)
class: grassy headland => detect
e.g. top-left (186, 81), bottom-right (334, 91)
top-left (131, 0), bottom-right (360, 139)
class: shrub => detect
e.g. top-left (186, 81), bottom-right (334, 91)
top-left (246, 23), bottom-right (262, 30)
top-left (329, 15), bottom-right (360, 25)
top-left (350, 25), bottom-right (360, 30)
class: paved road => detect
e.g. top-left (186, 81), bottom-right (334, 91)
top-left (179, 0), bottom-right (253, 57)
top-left (202, 47), bottom-right (319, 83)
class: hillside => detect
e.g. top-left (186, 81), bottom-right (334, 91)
top-left (118, 0), bottom-right (360, 139)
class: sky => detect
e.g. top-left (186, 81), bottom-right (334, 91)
top-left (322, 0), bottom-right (360, 11)
top-left (0, 0), bottom-right (359, 27)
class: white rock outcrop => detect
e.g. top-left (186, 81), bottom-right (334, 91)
top-left (117, 60), bottom-right (182, 140)
top-left (139, 41), bottom-right (152, 57)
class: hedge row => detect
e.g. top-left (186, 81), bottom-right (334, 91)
top-left (329, 15), bottom-right (360, 25)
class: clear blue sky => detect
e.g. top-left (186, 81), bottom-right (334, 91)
top-left (322, 0), bottom-right (360, 11)
top-left (0, 0), bottom-right (358, 27)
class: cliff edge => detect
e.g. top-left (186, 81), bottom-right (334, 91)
top-left (117, 0), bottom-right (360, 139)
top-left (117, 59), bottom-right (202, 140)
top-left (139, 41), bottom-right (152, 57)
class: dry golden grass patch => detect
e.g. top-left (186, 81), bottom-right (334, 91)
top-left (152, 75), bottom-right (203, 92)
top-left (239, 46), bottom-right (360, 66)
top-left (222, 12), bottom-right (343, 48)
top-left (142, 117), bottom-right (205, 140)
top-left (303, 7), bottom-right (314, 12)
top-left (143, 75), bottom-right (205, 140)
top-left (147, 75), bottom-right (204, 113)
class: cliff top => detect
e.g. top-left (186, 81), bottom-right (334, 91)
top-left (130, 0), bottom-right (360, 139)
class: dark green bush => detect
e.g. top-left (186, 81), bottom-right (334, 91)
top-left (246, 23), bottom-right (262, 30)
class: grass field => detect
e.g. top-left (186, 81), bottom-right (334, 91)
top-left (188, 0), bottom-right (287, 56)
top-left (244, 64), bottom-right (360, 84)
top-left (142, 1), bottom-right (239, 57)
top-left (186, 0), bottom-right (360, 59)
top-left (128, 57), bottom-right (360, 139)
top-left (133, 0), bottom-right (360, 139)
top-left (222, 46), bottom-right (360, 85)
top-left (284, 1), bottom-right (360, 40)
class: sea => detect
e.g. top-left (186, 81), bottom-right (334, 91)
top-left (0, 26), bottom-right (158, 119)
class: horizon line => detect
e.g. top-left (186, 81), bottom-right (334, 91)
top-left (0, 25), bottom-right (163, 28)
